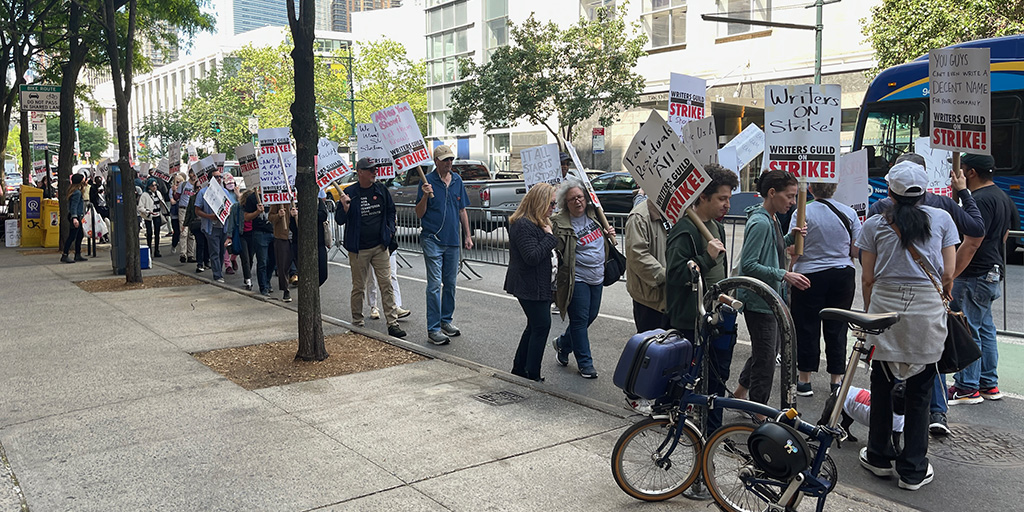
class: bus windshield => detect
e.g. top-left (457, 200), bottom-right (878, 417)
top-left (860, 101), bottom-right (927, 175)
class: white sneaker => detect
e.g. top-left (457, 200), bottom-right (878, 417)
top-left (627, 398), bottom-right (654, 415)
top-left (370, 307), bottom-right (380, 319)
top-left (898, 464), bottom-right (934, 491)
top-left (395, 307), bottom-right (411, 319)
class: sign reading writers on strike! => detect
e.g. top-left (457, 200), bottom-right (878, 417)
top-left (258, 127), bottom-right (296, 205)
top-left (235, 143), bottom-right (260, 190)
top-left (764, 84), bottom-right (841, 183)
top-left (193, 156), bottom-right (217, 188)
top-left (316, 142), bottom-right (352, 193)
top-left (929, 47), bottom-right (991, 155)
top-left (521, 143), bottom-right (562, 190)
top-left (668, 73), bottom-right (706, 137)
top-left (624, 111), bottom-right (711, 226)
top-left (371, 102), bottom-right (431, 172)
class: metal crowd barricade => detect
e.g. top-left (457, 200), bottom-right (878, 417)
top-left (997, 229), bottom-right (1024, 338)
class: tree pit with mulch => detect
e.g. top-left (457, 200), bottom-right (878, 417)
top-left (74, 274), bottom-right (202, 292)
top-left (193, 333), bottom-right (426, 390)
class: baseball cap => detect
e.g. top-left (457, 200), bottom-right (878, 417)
top-left (355, 157), bottom-right (377, 171)
top-left (961, 153), bottom-right (995, 172)
top-left (433, 144), bottom-right (455, 161)
top-left (885, 160), bottom-right (927, 197)
top-left (559, 152), bottom-right (571, 162)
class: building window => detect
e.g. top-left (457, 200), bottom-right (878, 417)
top-left (488, 133), bottom-right (510, 176)
top-left (580, 0), bottom-right (615, 21)
top-left (642, 0), bottom-right (686, 49)
top-left (716, 0), bottom-right (770, 37)
top-left (483, 0), bottom-right (507, 63)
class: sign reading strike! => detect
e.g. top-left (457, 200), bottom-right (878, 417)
top-left (168, 142), bottom-right (181, 177)
top-left (258, 127), bottom-right (296, 205)
top-left (316, 137), bottom-right (352, 192)
top-left (521, 143), bottom-right (562, 190)
top-left (371, 102), bottom-right (431, 172)
top-left (624, 111), bottom-right (711, 226)
top-left (929, 47), bottom-right (991, 155)
top-left (152, 157), bottom-right (171, 183)
top-left (193, 156), bottom-right (216, 188)
top-left (764, 84), bottom-right (842, 183)
top-left (204, 176), bottom-right (234, 224)
top-left (357, 123), bottom-right (395, 179)
top-left (668, 73), bottom-right (706, 137)
top-left (235, 143), bottom-right (260, 190)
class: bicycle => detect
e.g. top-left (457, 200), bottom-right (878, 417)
top-left (610, 261), bottom-right (900, 511)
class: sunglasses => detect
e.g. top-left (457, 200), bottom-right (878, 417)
top-left (549, 201), bottom-right (557, 208)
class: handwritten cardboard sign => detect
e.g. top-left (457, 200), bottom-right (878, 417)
top-left (682, 116), bottom-right (718, 166)
top-left (668, 73), bottom-right (706, 138)
top-left (764, 84), bottom-right (841, 183)
top-left (521, 143), bottom-right (562, 190)
top-left (835, 149), bottom-right (869, 221)
top-left (371, 102), bottom-right (431, 172)
top-left (357, 123), bottom-right (395, 179)
top-left (624, 111), bottom-right (711, 226)
top-left (929, 47), bottom-right (991, 155)
top-left (168, 142), bottom-right (181, 177)
top-left (204, 176), bottom-right (234, 224)
top-left (258, 127), bottom-right (296, 205)
top-left (914, 136), bottom-right (954, 197)
top-left (565, 143), bottom-right (601, 208)
top-left (723, 123), bottom-right (765, 169)
top-left (235, 143), bottom-right (260, 190)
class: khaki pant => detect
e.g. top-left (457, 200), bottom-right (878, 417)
top-left (350, 245), bottom-right (397, 326)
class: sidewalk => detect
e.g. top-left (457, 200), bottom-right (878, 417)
top-left (0, 247), bottom-right (919, 512)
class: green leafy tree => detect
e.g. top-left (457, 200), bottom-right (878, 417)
top-left (45, 117), bottom-right (112, 161)
top-left (447, 5), bottom-right (647, 146)
top-left (862, 0), bottom-right (1024, 76)
top-left (137, 109), bottom-right (190, 160)
top-left (347, 38), bottom-right (427, 134)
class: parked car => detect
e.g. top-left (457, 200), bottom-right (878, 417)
top-left (590, 171), bottom-right (638, 214)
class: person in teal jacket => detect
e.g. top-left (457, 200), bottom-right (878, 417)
top-left (733, 169), bottom-right (810, 408)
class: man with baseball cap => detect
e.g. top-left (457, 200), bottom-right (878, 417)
top-left (415, 144), bottom-right (473, 345)
top-left (336, 157), bottom-right (405, 338)
top-left (947, 153), bottom-right (1016, 406)
top-left (559, 152), bottom-right (572, 178)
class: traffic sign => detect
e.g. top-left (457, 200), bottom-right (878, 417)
top-left (20, 85), bottom-right (60, 112)
top-left (248, 117), bottom-right (259, 135)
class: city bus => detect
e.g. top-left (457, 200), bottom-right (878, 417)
top-left (852, 34), bottom-right (1024, 259)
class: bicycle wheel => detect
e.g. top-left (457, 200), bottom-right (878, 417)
top-left (702, 423), bottom-right (782, 512)
top-left (610, 417), bottom-right (702, 501)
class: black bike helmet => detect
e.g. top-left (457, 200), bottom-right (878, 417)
top-left (747, 421), bottom-right (811, 480)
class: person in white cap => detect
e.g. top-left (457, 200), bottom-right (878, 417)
top-left (415, 144), bottom-right (473, 345)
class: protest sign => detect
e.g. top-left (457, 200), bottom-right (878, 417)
top-left (624, 111), bottom-right (711, 225)
top-left (716, 146), bottom-right (742, 192)
top-left (204, 176), bottom-right (234, 224)
top-left (835, 149), bottom-right (869, 221)
top-left (682, 116), bottom-right (718, 166)
top-left (371, 102), bottom-right (432, 171)
top-left (357, 122), bottom-right (395, 179)
top-left (318, 138), bottom-right (338, 159)
top-left (258, 127), bottom-right (294, 204)
top-left (521, 143), bottom-right (562, 190)
top-left (168, 142), bottom-right (181, 177)
top-left (235, 143), bottom-right (260, 190)
top-left (316, 153), bottom-right (351, 192)
top-left (96, 158), bottom-right (110, 178)
top-left (137, 162), bottom-right (151, 178)
top-left (186, 144), bottom-right (199, 164)
top-left (194, 155), bottom-right (217, 188)
top-left (668, 73), bottom-right (706, 137)
top-left (764, 84), bottom-right (842, 183)
top-left (565, 143), bottom-right (601, 208)
top-left (722, 123), bottom-right (765, 169)
top-left (914, 137), bottom-right (954, 197)
top-left (152, 157), bottom-right (171, 183)
top-left (32, 160), bottom-right (45, 182)
top-left (212, 153), bottom-right (226, 172)
top-left (929, 47), bottom-right (991, 155)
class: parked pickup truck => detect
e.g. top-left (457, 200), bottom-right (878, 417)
top-left (387, 159), bottom-right (526, 232)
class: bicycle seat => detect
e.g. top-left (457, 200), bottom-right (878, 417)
top-left (819, 308), bottom-right (899, 330)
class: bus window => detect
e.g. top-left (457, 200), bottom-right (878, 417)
top-left (861, 101), bottom-right (927, 175)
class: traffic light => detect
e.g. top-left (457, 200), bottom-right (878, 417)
top-left (210, 121), bottom-right (221, 133)
top-left (74, 120), bottom-right (80, 131)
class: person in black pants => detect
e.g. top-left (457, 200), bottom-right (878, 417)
top-left (61, 174), bottom-right (87, 263)
top-left (504, 183), bottom-right (558, 382)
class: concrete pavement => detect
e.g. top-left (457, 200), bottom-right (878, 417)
top-left (0, 246), bottom-right (918, 511)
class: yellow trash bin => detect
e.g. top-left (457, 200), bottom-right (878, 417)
top-left (41, 198), bottom-right (60, 248)
top-left (19, 185), bottom-right (44, 247)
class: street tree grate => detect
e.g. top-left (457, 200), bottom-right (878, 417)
top-left (474, 391), bottom-right (527, 406)
top-left (930, 424), bottom-right (1024, 467)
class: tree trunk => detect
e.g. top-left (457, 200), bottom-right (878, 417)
top-left (289, 0), bottom-right (327, 361)
top-left (57, 2), bottom-right (88, 249)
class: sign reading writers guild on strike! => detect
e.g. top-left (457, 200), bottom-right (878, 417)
top-left (624, 111), bottom-right (711, 226)
top-left (357, 123), bottom-right (395, 179)
top-left (929, 47), bottom-right (991, 155)
top-left (258, 127), bottom-right (297, 205)
top-left (371, 102), bottom-right (432, 172)
top-left (521, 143), bottom-right (562, 190)
top-left (668, 73), bottom-right (706, 137)
top-left (764, 84), bottom-right (841, 183)
top-left (316, 137), bottom-right (352, 193)
top-left (168, 142), bottom-right (181, 177)
top-left (235, 143), bottom-right (260, 190)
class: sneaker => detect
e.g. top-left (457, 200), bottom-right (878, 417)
top-left (370, 307), bottom-right (380, 320)
top-left (627, 397), bottom-right (653, 415)
top-left (187, 257), bottom-right (196, 263)
top-left (579, 368), bottom-right (599, 379)
top-left (427, 331), bottom-right (450, 345)
top-left (929, 412), bottom-right (951, 436)
top-left (180, 255), bottom-right (187, 263)
top-left (859, 447), bottom-right (894, 478)
top-left (830, 382), bottom-right (841, 395)
top-left (215, 278), bottom-right (226, 283)
top-left (440, 322), bottom-right (461, 337)
top-left (897, 464), bottom-right (934, 491)
top-left (60, 254), bottom-right (75, 264)
top-left (74, 254), bottom-right (87, 261)
top-left (289, 275), bottom-right (298, 287)
top-left (282, 290), bottom-right (292, 303)
top-left (551, 337), bottom-right (568, 367)
top-left (153, 252), bottom-right (161, 258)
top-left (260, 290), bottom-right (272, 298)
top-left (388, 324), bottom-right (407, 338)
top-left (396, 307), bottom-right (411, 319)
top-left (244, 279), bottom-right (252, 291)
top-left (796, 382), bottom-right (813, 397)
top-left (195, 266), bottom-right (205, 273)
top-left (948, 386), bottom-right (983, 405)
top-left (981, 386), bottom-right (1003, 400)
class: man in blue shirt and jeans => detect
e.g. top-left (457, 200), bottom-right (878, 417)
top-left (194, 169), bottom-right (228, 283)
top-left (416, 145), bottom-right (474, 345)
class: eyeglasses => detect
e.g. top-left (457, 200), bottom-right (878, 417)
top-left (568, 195), bottom-right (586, 204)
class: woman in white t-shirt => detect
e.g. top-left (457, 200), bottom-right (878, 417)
top-left (855, 161), bottom-right (957, 491)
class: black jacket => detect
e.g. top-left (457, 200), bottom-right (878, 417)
top-left (334, 182), bottom-right (396, 254)
top-left (504, 218), bottom-right (558, 301)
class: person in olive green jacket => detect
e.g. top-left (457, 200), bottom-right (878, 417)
top-left (733, 170), bottom-right (810, 407)
top-left (625, 196), bottom-right (669, 332)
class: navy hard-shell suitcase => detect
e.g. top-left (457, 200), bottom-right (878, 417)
top-left (613, 329), bottom-right (694, 400)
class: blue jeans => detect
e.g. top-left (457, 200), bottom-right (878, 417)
top-left (556, 281), bottom-right (603, 372)
top-left (952, 275), bottom-right (1001, 391)
top-left (206, 229), bottom-right (225, 279)
top-left (253, 230), bottom-right (274, 293)
top-left (422, 235), bottom-right (460, 333)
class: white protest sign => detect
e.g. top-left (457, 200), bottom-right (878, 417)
top-left (357, 123), bottom-right (395, 179)
top-left (204, 176), bottom-right (234, 224)
top-left (682, 116), bottom-right (718, 166)
top-left (195, 155), bottom-right (217, 188)
top-left (235, 143), bottom-right (260, 190)
top-left (668, 73), bottom-right (706, 137)
top-left (186, 144), bottom-right (199, 163)
top-left (152, 157), bottom-right (171, 183)
top-left (168, 142), bottom-right (181, 177)
top-left (521, 143), bottom-right (562, 190)
top-left (623, 111), bottom-right (712, 226)
top-left (835, 149), bottom-right (870, 221)
top-left (137, 162), bottom-right (151, 177)
top-left (318, 138), bottom-right (338, 159)
top-left (716, 146), bottom-right (742, 192)
top-left (316, 153), bottom-right (352, 193)
top-left (764, 84), bottom-right (842, 183)
top-left (212, 153), bottom-right (226, 172)
top-left (258, 127), bottom-right (294, 205)
top-left (914, 136), bottom-right (954, 197)
top-left (32, 160), bottom-right (45, 182)
top-left (565, 143), bottom-right (602, 208)
top-left (723, 123), bottom-right (765, 168)
top-left (96, 158), bottom-right (110, 178)
top-left (371, 102), bottom-right (432, 171)
top-left (929, 47), bottom-right (991, 155)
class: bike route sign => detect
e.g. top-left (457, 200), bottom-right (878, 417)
top-left (20, 85), bottom-right (60, 112)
